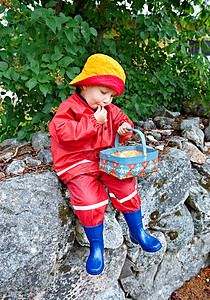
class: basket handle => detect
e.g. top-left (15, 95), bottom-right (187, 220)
top-left (115, 128), bottom-right (147, 159)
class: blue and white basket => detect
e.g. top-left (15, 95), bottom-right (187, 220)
top-left (99, 128), bottom-right (158, 180)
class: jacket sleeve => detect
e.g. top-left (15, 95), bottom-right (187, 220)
top-left (49, 106), bottom-right (100, 146)
top-left (111, 104), bottom-right (134, 143)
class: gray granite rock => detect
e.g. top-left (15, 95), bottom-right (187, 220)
top-left (6, 159), bottom-right (26, 175)
top-left (32, 131), bottom-right (51, 150)
top-left (137, 148), bottom-right (192, 228)
top-left (37, 149), bottom-right (53, 164)
top-left (40, 244), bottom-right (127, 300)
top-left (143, 119), bottom-right (156, 130)
top-left (94, 281), bottom-right (126, 300)
top-left (181, 124), bottom-right (204, 151)
top-left (120, 232), bottom-right (166, 300)
top-left (180, 117), bottom-right (201, 130)
top-left (152, 106), bottom-right (180, 119)
top-left (154, 116), bottom-right (175, 128)
top-left (153, 233), bottom-right (210, 300)
top-left (0, 138), bottom-right (27, 149)
top-left (155, 205), bottom-right (194, 251)
top-left (0, 172), bottom-right (75, 299)
top-left (186, 168), bottom-right (210, 234)
top-left (205, 125), bottom-right (210, 141)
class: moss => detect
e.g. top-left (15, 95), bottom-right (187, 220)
top-left (150, 210), bottom-right (159, 220)
top-left (175, 211), bottom-right (182, 216)
top-left (148, 220), bottom-right (157, 228)
top-left (168, 230), bottom-right (178, 240)
top-left (59, 265), bottom-right (71, 273)
top-left (198, 177), bottom-right (210, 191)
top-left (58, 205), bottom-right (71, 227)
top-left (153, 177), bottom-right (168, 188)
top-left (160, 192), bottom-right (168, 202)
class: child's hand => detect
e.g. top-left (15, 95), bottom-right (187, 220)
top-left (117, 122), bottom-right (132, 136)
top-left (94, 105), bottom-right (108, 124)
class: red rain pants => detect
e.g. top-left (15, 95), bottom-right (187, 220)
top-left (67, 171), bottom-right (141, 227)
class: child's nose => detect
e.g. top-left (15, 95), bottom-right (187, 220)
top-left (103, 95), bottom-right (112, 104)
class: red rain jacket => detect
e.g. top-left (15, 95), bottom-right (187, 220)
top-left (49, 91), bottom-right (133, 183)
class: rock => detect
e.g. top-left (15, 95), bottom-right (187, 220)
top-left (155, 205), bottom-right (194, 251)
top-left (6, 159), bottom-right (26, 175)
top-left (94, 282), bottom-right (126, 300)
top-left (75, 211), bottom-right (124, 250)
top-left (192, 156), bottom-right (210, 177)
top-left (181, 124), bottom-right (204, 151)
top-left (148, 131), bottom-right (162, 141)
top-left (37, 149), bottom-right (53, 164)
top-left (40, 244), bottom-right (127, 300)
top-left (25, 156), bottom-right (42, 165)
top-left (182, 98), bottom-right (210, 117)
top-left (205, 125), bottom-right (210, 141)
top-left (0, 172), bottom-right (75, 299)
top-left (153, 233), bottom-right (210, 300)
top-left (155, 145), bottom-right (164, 151)
top-left (0, 138), bottom-right (27, 149)
top-left (182, 142), bottom-right (206, 164)
top-left (180, 117), bottom-right (201, 130)
top-left (147, 135), bottom-right (158, 143)
top-left (120, 232), bottom-right (167, 300)
top-left (167, 136), bottom-right (187, 149)
top-left (150, 129), bottom-right (173, 136)
top-left (154, 116), bottom-right (175, 128)
top-left (152, 106), bottom-right (180, 119)
top-left (143, 119), bottom-right (156, 130)
top-left (186, 168), bottom-right (210, 234)
top-left (137, 148), bottom-right (192, 228)
top-left (32, 131), bottom-right (51, 150)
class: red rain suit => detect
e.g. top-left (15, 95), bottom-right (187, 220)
top-left (49, 91), bottom-right (141, 226)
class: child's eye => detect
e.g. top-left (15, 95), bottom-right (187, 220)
top-left (100, 90), bottom-right (106, 94)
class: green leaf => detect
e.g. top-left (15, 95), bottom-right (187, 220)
top-left (60, 56), bottom-right (74, 67)
top-left (27, 78), bottom-right (37, 91)
top-left (65, 30), bottom-right (74, 44)
top-left (42, 54), bottom-right (50, 62)
top-left (144, 18), bottom-right (152, 27)
top-left (46, 1), bottom-right (57, 8)
top-left (46, 17), bottom-right (57, 34)
top-left (30, 60), bottom-right (40, 75)
top-left (32, 112), bottom-right (44, 124)
top-left (39, 84), bottom-right (50, 97)
top-left (42, 103), bottom-right (53, 113)
top-left (140, 32), bottom-right (149, 41)
top-left (0, 62), bottom-right (8, 71)
top-left (90, 27), bottom-right (97, 37)
top-left (18, 130), bottom-right (27, 141)
top-left (67, 17), bottom-right (79, 28)
top-left (0, 115), bottom-right (7, 126)
top-left (51, 52), bottom-right (63, 61)
top-left (74, 15), bottom-right (83, 24)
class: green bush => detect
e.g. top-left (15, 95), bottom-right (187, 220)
top-left (0, 0), bottom-right (209, 141)
top-left (0, 1), bottom-right (97, 141)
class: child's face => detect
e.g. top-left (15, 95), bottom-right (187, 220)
top-left (80, 85), bottom-right (117, 109)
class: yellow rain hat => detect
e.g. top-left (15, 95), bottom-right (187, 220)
top-left (69, 53), bottom-right (126, 96)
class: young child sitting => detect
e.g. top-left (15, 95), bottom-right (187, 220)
top-left (49, 53), bottom-right (162, 275)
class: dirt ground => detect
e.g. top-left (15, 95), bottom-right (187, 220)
top-left (169, 267), bottom-right (210, 300)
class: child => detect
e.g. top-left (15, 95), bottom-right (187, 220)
top-left (49, 54), bottom-right (162, 275)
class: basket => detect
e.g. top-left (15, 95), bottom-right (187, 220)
top-left (99, 128), bottom-right (158, 179)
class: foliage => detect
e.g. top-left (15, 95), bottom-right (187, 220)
top-left (0, 0), bottom-right (209, 141)
top-left (0, 0), bottom-right (97, 141)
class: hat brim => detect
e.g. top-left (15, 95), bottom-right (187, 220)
top-left (69, 75), bottom-right (124, 96)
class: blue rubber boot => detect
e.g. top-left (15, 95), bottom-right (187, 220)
top-left (123, 208), bottom-right (162, 252)
top-left (83, 222), bottom-right (104, 275)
